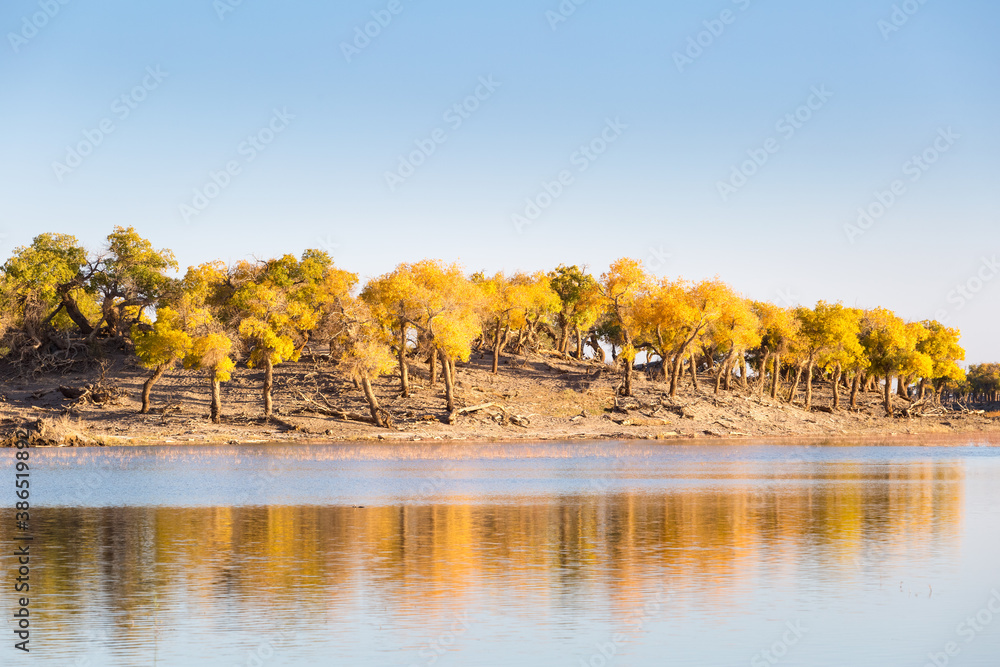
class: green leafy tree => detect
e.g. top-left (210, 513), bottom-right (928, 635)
top-left (90, 226), bottom-right (178, 338)
top-left (0, 233), bottom-right (96, 346)
top-left (548, 265), bottom-right (602, 358)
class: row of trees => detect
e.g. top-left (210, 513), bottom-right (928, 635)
top-left (967, 364), bottom-right (1000, 404)
top-left (0, 229), bottom-right (981, 425)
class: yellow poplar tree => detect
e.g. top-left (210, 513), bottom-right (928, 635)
top-left (750, 302), bottom-right (798, 400)
top-left (335, 300), bottom-right (396, 427)
top-left (599, 258), bottom-right (648, 396)
top-left (795, 302), bottom-right (862, 410)
top-left (917, 320), bottom-right (965, 400)
top-left (859, 307), bottom-right (919, 416)
top-left (478, 271), bottom-right (559, 373)
top-left (133, 307), bottom-right (192, 413)
top-left (185, 331), bottom-right (235, 424)
top-left (707, 295), bottom-right (761, 394)
top-left (365, 260), bottom-right (483, 412)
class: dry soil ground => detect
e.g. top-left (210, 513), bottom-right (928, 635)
top-left (2, 349), bottom-right (997, 446)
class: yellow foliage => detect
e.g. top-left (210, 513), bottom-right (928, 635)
top-left (134, 307), bottom-right (193, 369)
top-left (185, 333), bottom-right (235, 382)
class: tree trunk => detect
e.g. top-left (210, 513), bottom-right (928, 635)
top-left (897, 374), bottom-right (909, 399)
top-left (884, 374), bottom-right (893, 417)
top-left (918, 378), bottom-right (927, 400)
top-left (210, 377), bottom-right (222, 424)
top-left (492, 319), bottom-right (503, 374)
top-left (804, 357), bottom-right (815, 410)
top-left (771, 354), bottom-right (780, 399)
top-left (739, 355), bottom-right (749, 389)
top-left (787, 364), bottom-right (803, 403)
top-left (361, 376), bottom-right (386, 427)
top-left (140, 362), bottom-right (170, 414)
top-left (440, 350), bottom-right (456, 411)
top-left (669, 350), bottom-right (684, 398)
top-left (757, 351), bottom-right (771, 398)
top-left (429, 351), bottom-right (437, 385)
top-left (656, 331), bottom-right (670, 383)
top-left (715, 349), bottom-right (734, 395)
top-left (62, 294), bottom-right (94, 335)
top-left (398, 325), bottom-right (410, 397)
top-left (622, 356), bottom-right (633, 396)
top-left (263, 357), bottom-right (274, 419)
top-left (574, 326), bottom-right (584, 361)
top-left (832, 363), bottom-right (842, 410)
top-left (690, 350), bottom-right (699, 392)
top-left (588, 334), bottom-right (606, 363)
top-left (850, 372), bottom-right (860, 409)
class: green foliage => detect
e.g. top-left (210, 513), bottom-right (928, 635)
top-left (91, 226), bottom-right (178, 334)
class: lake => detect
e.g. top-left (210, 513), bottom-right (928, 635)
top-left (3, 441), bottom-right (1000, 666)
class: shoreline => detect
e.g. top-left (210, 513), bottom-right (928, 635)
top-left (3, 351), bottom-right (998, 448)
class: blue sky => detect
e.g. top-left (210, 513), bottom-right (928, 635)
top-left (1, 0), bottom-right (998, 360)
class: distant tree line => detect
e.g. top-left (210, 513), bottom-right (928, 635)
top-left (0, 230), bottom-right (985, 425)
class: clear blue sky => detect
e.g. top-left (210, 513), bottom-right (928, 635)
top-left (1, 0), bottom-right (998, 361)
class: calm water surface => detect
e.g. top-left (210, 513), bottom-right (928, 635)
top-left (3, 441), bottom-right (1000, 666)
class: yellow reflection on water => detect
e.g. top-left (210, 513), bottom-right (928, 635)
top-left (3, 459), bottom-right (963, 645)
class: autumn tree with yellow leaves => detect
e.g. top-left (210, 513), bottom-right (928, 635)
top-left (599, 258), bottom-right (648, 396)
top-left (365, 260), bottom-right (482, 412)
top-left (477, 271), bottom-right (559, 373)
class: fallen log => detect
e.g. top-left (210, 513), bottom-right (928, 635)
top-left (293, 390), bottom-right (380, 424)
top-left (447, 402), bottom-right (531, 427)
